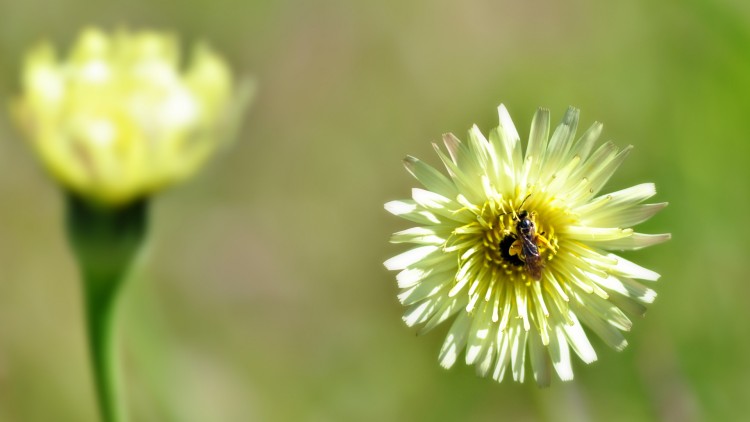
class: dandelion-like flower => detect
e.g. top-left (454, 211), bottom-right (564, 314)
top-left (11, 27), bottom-right (252, 421)
top-left (384, 105), bottom-right (670, 386)
top-left (13, 27), bottom-right (249, 206)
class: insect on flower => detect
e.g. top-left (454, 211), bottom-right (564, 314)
top-left (384, 104), bottom-right (670, 386)
top-left (503, 195), bottom-right (557, 281)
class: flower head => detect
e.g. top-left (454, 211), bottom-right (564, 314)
top-left (385, 105), bottom-right (669, 386)
top-left (13, 27), bottom-right (250, 206)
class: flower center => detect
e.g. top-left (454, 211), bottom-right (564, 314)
top-left (452, 196), bottom-right (560, 283)
top-left (482, 214), bottom-right (526, 270)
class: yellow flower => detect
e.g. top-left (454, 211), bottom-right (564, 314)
top-left (385, 105), bottom-right (670, 386)
top-left (13, 27), bottom-right (249, 206)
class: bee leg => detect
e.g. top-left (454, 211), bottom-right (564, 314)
top-left (536, 233), bottom-right (557, 252)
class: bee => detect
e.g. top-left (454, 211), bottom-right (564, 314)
top-left (509, 210), bottom-right (545, 280)
top-left (506, 196), bottom-right (554, 281)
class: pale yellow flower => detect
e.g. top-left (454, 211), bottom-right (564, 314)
top-left (13, 27), bottom-right (249, 206)
top-left (385, 105), bottom-right (670, 386)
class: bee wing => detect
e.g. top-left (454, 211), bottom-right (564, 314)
top-left (520, 236), bottom-right (540, 258)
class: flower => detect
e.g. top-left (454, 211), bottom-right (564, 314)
top-left (384, 105), bottom-right (670, 386)
top-left (13, 27), bottom-right (250, 206)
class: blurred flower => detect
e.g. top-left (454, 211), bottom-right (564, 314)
top-left (385, 105), bottom-right (670, 386)
top-left (13, 27), bottom-right (250, 206)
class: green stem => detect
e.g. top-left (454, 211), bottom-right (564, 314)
top-left (83, 270), bottom-right (123, 422)
top-left (66, 194), bottom-right (148, 422)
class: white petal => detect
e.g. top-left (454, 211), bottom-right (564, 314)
top-left (432, 143), bottom-right (485, 203)
top-left (383, 245), bottom-right (439, 271)
top-left (411, 188), bottom-right (458, 215)
top-left (582, 203), bottom-right (668, 228)
top-left (548, 325), bottom-right (574, 381)
top-left (525, 107), bottom-right (550, 164)
top-left (568, 142), bottom-right (618, 191)
top-left (403, 300), bottom-right (433, 327)
top-left (562, 312), bottom-right (597, 364)
top-left (442, 132), bottom-right (463, 165)
top-left (542, 107), bottom-right (579, 173)
top-left (450, 254), bottom-right (482, 297)
top-left (575, 183), bottom-right (657, 215)
top-left (487, 126), bottom-right (520, 189)
top-left (570, 287), bottom-right (632, 331)
top-left (497, 104), bottom-right (520, 145)
top-left (439, 312), bottom-right (471, 368)
top-left (594, 274), bottom-right (656, 304)
top-left (475, 333), bottom-right (496, 377)
top-left (384, 200), bottom-right (441, 225)
top-left (395, 268), bottom-right (427, 289)
top-left (566, 241), bottom-right (618, 265)
top-left (570, 121), bottom-right (603, 162)
top-left (509, 320), bottom-right (528, 382)
top-left (529, 329), bottom-right (551, 387)
top-left (492, 328), bottom-right (511, 382)
top-left (590, 233), bottom-right (671, 250)
top-left (608, 294), bottom-right (648, 317)
top-left (467, 125), bottom-right (493, 174)
top-left (562, 226), bottom-right (634, 241)
top-left (390, 226), bottom-right (446, 245)
top-left (403, 155), bottom-right (457, 198)
top-left (419, 295), bottom-right (467, 334)
top-left (398, 269), bottom-right (451, 305)
top-left (587, 146), bottom-right (633, 196)
top-left (466, 305), bottom-right (493, 365)
top-left (443, 132), bottom-right (484, 178)
top-left (571, 301), bottom-right (628, 351)
top-left (395, 259), bottom-right (455, 288)
top-left (605, 253), bottom-right (661, 281)
top-left (491, 105), bottom-right (523, 185)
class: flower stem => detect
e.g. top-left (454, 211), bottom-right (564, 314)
top-left (83, 270), bottom-right (122, 422)
top-left (66, 194), bottom-right (148, 422)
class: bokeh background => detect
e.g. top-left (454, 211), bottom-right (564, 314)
top-left (0, 0), bottom-right (748, 420)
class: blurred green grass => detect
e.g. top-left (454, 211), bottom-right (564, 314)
top-left (1, 0), bottom-right (749, 420)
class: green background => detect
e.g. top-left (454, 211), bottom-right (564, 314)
top-left (0, 0), bottom-right (747, 420)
